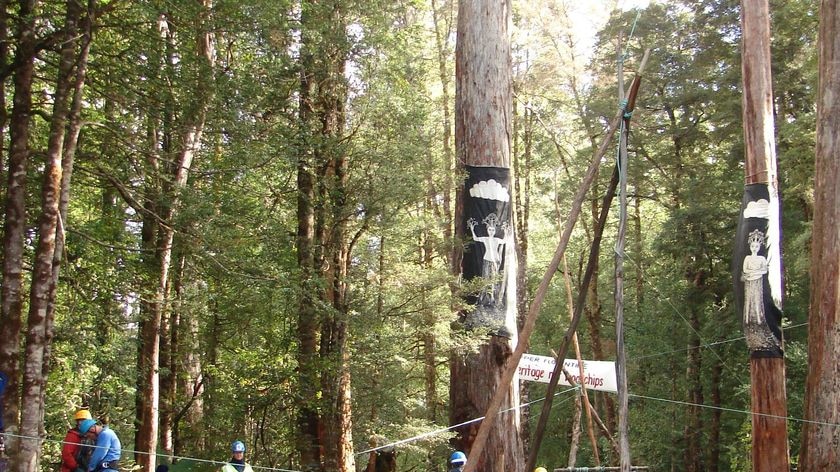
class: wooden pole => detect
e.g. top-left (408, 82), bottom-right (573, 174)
top-left (559, 256), bottom-right (600, 466)
top-left (739, 1), bottom-right (790, 470)
top-left (518, 51), bottom-right (649, 472)
top-left (614, 35), bottom-right (631, 472)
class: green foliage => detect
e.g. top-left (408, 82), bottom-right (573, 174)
top-left (0, 0), bottom-right (817, 470)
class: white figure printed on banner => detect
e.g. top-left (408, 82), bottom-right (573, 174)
top-left (467, 213), bottom-right (512, 306)
top-left (740, 197), bottom-right (781, 352)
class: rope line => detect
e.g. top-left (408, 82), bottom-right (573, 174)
top-left (629, 393), bottom-right (840, 428)
top-left (0, 389), bottom-right (584, 470)
top-left (357, 386), bottom-right (580, 455)
top-left (0, 431), bottom-right (303, 472)
top-left (630, 322), bottom-right (808, 361)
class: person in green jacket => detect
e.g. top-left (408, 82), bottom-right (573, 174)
top-left (221, 441), bottom-right (253, 472)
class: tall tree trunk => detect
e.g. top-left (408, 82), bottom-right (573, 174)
top-left (800, 0), bottom-right (840, 469)
top-left (319, 100), bottom-right (354, 472)
top-left (430, 0), bottom-right (455, 267)
top-left (160, 254), bottom-right (186, 458)
top-left (738, 2), bottom-right (790, 470)
top-left (136, 4), bottom-right (214, 470)
top-left (682, 309), bottom-right (702, 472)
top-left (295, 2), bottom-right (354, 470)
top-left (174, 272), bottom-right (205, 455)
top-left (429, 3), bottom-right (454, 466)
top-left (707, 357), bottom-right (722, 472)
top-left (0, 0), bottom-right (7, 176)
top-left (0, 0), bottom-right (38, 454)
top-left (17, 1), bottom-right (79, 466)
top-left (512, 63), bottom-right (533, 455)
top-left (450, 1), bottom-right (523, 472)
top-left (420, 215), bottom-right (438, 425)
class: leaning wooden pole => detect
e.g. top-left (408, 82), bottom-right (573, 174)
top-left (521, 51), bottom-right (648, 472)
top-left (735, 1), bottom-right (790, 471)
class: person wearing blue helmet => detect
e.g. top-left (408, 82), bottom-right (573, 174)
top-left (221, 440), bottom-right (253, 472)
top-left (83, 420), bottom-right (121, 472)
top-left (449, 451), bottom-right (467, 472)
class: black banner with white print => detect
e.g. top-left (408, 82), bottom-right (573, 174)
top-left (462, 166), bottom-right (516, 337)
top-left (732, 183), bottom-right (784, 358)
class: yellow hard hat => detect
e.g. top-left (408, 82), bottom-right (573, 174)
top-left (74, 409), bottom-right (92, 421)
top-left (534, 467), bottom-right (548, 472)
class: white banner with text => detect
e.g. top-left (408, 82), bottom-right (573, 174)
top-left (518, 354), bottom-right (617, 393)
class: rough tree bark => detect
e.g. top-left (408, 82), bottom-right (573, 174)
top-left (0, 0), bottom-right (39, 456)
top-left (16, 0), bottom-right (82, 468)
top-left (449, 1), bottom-right (524, 471)
top-left (295, 1), bottom-right (355, 470)
top-left (799, 0), bottom-right (840, 469)
top-left (738, 2), bottom-right (790, 470)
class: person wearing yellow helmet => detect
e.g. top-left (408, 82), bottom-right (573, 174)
top-left (534, 467), bottom-right (548, 472)
top-left (61, 409), bottom-right (94, 472)
top-left (74, 410), bottom-right (92, 421)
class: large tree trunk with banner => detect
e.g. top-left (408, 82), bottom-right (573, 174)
top-left (799, 0), bottom-right (840, 470)
top-left (449, 1), bottom-right (524, 471)
top-left (733, 1), bottom-right (789, 471)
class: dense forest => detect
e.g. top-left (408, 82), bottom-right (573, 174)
top-left (0, 0), bottom-right (837, 471)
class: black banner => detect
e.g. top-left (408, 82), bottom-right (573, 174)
top-left (462, 166), bottom-right (515, 337)
top-left (732, 183), bottom-right (783, 358)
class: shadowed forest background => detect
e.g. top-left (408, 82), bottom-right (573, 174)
top-left (0, 0), bottom-right (826, 471)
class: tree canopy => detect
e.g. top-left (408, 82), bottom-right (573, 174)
top-left (0, 0), bottom-right (832, 471)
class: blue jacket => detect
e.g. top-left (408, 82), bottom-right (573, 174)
top-left (88, 426), bottom-right (121, 471)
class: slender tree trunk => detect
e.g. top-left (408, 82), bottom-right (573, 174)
top-left (707, 358), bottom-right (722, 472)
top-left (17, 1), bottom-right (78, 464)
top-left (136, 4), bottom-right (214, 470)
top-left (295, 50), bottom-right (320, 471)
top-left (319, 111), bottom-right (355, 472)
top-left (800, 0), bottom-right (840, 469)
top-left (430, 0), bottom-right (454, 266)
top-left (134, 11), bottom-right (166, 462)
top-left (512, 67), bottom-right (533, 456)
top-left (682, 310), bottom-right (702, 472)
top-left (0, 0), bottom-right (7, 176)
top-left (35, 0), bottom-right (91, 466)
top-left (420, 213), bottom-right (438, 425)
top-left (175, 276), bottom-right (205, 455)
top-left (160, 254), bottom-right (185, 458)
top-left (0, 0), bottom-right (38, 454)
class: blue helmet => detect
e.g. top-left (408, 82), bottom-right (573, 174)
top-left (450, 451), bottom-right (467, 464)
top-left (231, 440), bottom-right (246, 453)
top-left (78, 419), bottom-right (96, 434)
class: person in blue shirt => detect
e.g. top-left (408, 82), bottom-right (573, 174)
top-left (81, 419), bottom-right (121, 472)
